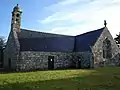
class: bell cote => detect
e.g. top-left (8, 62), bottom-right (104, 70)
top-left (11, 4), bottom-right (22, 32)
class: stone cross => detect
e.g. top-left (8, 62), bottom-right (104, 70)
top-left (104, 20), bottom-right (107, 27)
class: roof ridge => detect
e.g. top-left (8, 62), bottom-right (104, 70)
top-left (76, 27), bottom-right (105, 37)
top-left (20, 28), bottom-right (74, 37)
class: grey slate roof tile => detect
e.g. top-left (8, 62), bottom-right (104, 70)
top-left (75, 27), bottom-right (104, 52)
top-left (17, 27), bottom-right (104, 52)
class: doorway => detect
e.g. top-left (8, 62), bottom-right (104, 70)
top-left (76, 59), bottom-right (81, 69)
top-left (8, 58), bottom-right (11, 69)
top-left (76, 56), bottom-right (81, 69)
top-left (48, 56), bottom-right (54, 70)
top-left (0, 49), bottom-right (3, 68)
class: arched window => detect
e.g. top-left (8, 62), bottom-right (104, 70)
top-left (103, 38), bottom-right (112, 59)
top-left (16, 14), bottom-right (20, 17)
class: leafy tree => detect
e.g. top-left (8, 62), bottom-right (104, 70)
top-left (0, 36), bottom-right (6, 68)
top-left (0, 36), bottom-right (6, 49)
top-left (114, 32), bottom-right (120, 47)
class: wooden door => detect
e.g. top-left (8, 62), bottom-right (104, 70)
top-left (48, 56), bottom-right (54, 69)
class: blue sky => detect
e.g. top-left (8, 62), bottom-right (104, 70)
top-left (0, 0), bottom-right (120, 39)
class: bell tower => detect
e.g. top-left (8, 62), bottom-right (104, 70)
top-left (11, 4), bottom-right (22, 32)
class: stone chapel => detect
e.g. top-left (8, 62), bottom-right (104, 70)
top-left (3, 4), bottom-right (120, 71)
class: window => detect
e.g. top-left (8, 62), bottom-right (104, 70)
top-left (16, 14), bottom-right (20, 17)
top-left (16, 19), bottom-right (19, 22)
top-left (103, 38), bottom-right (112, 59)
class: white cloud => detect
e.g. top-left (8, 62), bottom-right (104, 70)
top-left (39, 0), bottom-right (120, 38)
top-left (60, 0), bottom-right (80, 5)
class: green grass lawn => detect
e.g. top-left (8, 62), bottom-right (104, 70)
top-left (0, 67), bottom-right (120, 90)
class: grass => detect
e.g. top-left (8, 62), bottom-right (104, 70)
top-left (0, 67), bottom-right (120, 90)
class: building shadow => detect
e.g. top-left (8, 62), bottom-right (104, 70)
top-left (0, 67), bottom-right (120, 90)
top-left (0, 76), bottom-right (91, 90)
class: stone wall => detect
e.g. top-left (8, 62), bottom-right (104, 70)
top-left (17, 52), bottom-right (73, 71)
top-left (16, 51), bottom-right (92, 71)
top-left (75, 52), bottom-right (92, 68)
top-left (4, 29), bottom-right (20, 70)
top-left (110, 53), bottom-right (120, 66)
top-left (92, 27), bottom-right (120, 68)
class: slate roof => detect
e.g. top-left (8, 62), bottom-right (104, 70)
top-left (17, 29), bottom-right (72, 38)
top-left (75, 27), bottom-right (104, 52)
top-left (17, 27), bottom-right (104, 52)
top-left (18, 37), bottom-right (75, 52)
top-left (18, 29), bottom-right (75, 52)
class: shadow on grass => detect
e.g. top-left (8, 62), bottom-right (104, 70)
top-left (0, 76), bottom-right (120, 90)
top-left (0, 67), bottom-right (120, 90)
top-left (0, 76), bottom-right (93, 90)
top-left (0, 68), bottom-right (93, 74)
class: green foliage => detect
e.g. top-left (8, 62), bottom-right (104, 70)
top-left (0, 67), bottom-right (120, 90)
top-left (0, 36), bottom-right (6, 49)
top-left (114, 33), bottom-right (120, 46)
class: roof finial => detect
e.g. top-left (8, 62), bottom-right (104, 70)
top-left (17, 4), bottom-right (19, 7)
top-left (104, 20), bottom-right (107, 27)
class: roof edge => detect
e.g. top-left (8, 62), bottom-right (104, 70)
top-left (20, 28), bottom-right (74, 37)
top-left (76, 27), bottom-right (105, 37)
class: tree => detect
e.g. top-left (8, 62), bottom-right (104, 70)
top-left (0, 36), bottom-right (6, 49)
top-left (114, 32), bottom-right (120, 47)
top-left (0, 36), bottom-right (6, 68)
